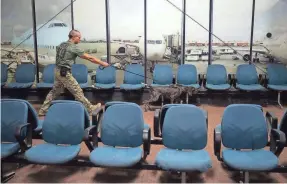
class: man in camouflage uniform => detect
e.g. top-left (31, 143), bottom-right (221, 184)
top-left (38, 30), bottom-right (109, 116)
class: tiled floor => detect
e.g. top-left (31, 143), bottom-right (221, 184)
top-left (3, 104), bottom-right (287, 183)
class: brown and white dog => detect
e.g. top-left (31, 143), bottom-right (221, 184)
top-left (142, 84), bottom-right (198, 111)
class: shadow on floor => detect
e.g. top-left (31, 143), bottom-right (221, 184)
top-left (159, 170), bottom-right (214, 183)
top-left (26, 165), bottom-right (90, 183)
top-left (221, 163), bottom-right (279, 183)
top-left (92, 168), bottom-right (141, 183)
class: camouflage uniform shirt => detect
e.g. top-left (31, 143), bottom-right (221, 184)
top-left (55, 41), bottom-right (84, 69)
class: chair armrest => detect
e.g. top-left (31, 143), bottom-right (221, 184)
top-left (270, 129), bottom-right (286, 156)
top-left (15, 123), bottom-right (32, 151)
top-left (266, 111), bottom-right (278, 129)
top-left (154, 109), bottom-right (160, 137)
top-left (143, 126), bottom-right (151, 158)
top-left (203, 110), bottom-right (208, 129)
top-left (228, 74), bottom-right (232, 85)
top-left (229, 74), bottom-right (236, 86)
top-left (84, 125), bottom-right (99, 152)
top-left (199, 74), bottom-right (206, 86)
top-left (259, 74), bottom-right (268, 87)
top-left (91, 74), bottom-right (96, 83)
top-left (92, 106), bottom-right (104, 126)
top-left (214, 124), bottom-right (222, 161)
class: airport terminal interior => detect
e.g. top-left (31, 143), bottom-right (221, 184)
top-left (1, 0), bottom-right (287, 183)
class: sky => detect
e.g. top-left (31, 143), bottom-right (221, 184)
top-left (1, 0), bottom-right (283, 42)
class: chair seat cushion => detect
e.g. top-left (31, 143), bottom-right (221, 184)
top-left (236, 84), bottom-right (265, 91)
top-left (36, 83), bottom-right (54, 88)
top-left (1, 143), bottom-right (20, 159)
top-left (120, 84), bottom-right (145, 90)
top-left (206, 83), bottom-right (230, 90)
top-left (222, 149), bottom-right (278, 171)
top-left (95, 83), bottom-right (115, 89)
top-left (268, 84), bottom-right (287, 91)
top-left (7, 82), bottom-right (34, 88)
top-left (180, 84), bottom-right (200, 89)
top-left (25, 143), bottom-right (81, 164)
top-left (90, 146), bottom-right (142, 167)
top-left (155, 148), bottom-right (212, 172)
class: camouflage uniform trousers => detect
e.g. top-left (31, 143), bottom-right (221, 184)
top-left (39, 67), bottom-right (100, 115)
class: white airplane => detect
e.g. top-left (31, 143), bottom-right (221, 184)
top-left (10, 19), bottom-right (168, 66)
top-left (258, 0), bottom-right (287, 65)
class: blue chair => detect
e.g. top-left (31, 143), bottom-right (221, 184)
top-left (151, 64), bottom-right (173, 87)
top-left (120, 64), bottom-right (145, 90)
top-left (1, 100), bottom-right (32, 159)
top-left (154, 104), bottom-right (207, 138)
top-left (1, 63), bottom-right (8, 87)
top-left (205, 64), bottom-right (230, 90)
top-left (87, 103), bottom-right (150, 167)
top-left (1, 100), bottom-right (33, 182)
top-left (1, 99), bottom-right (43, 134)
top-left (72, 64), bottom-right (89, 89)
top-left (266, 64), bottom-right (287, 108)
top-left (155, 105), bottom-right (211, 182)
top-left (36, 64), bottom-right (55, 88)
top-left (177, 64), bottom-right (200, 89)
top-left (214, 104), bottom-right (285, 182)
top-left (7, 64), bottom-right (35, 88)
top-left (24, 101), bottom-right (89, 164)
top-left (235, 64), bottom-right (265, 91)
top-left (269, 109), bottom-right (287, 158)
top-left (177, 64), bottom-right (201, 103)
top-left (94, 66), bottom-right (116, 89)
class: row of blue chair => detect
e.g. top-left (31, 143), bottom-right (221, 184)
top-left (1, 99), bottom-right (286, 182)
top-left (1, 63), bottom-right (89, 89)
top-left (2, 63), bottom-right (287, 92)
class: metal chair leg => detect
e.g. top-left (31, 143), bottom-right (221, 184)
top-left (181, 172), bottom-right (187, 183)
top-left (244, 171), bottom-right (249, 183)
top-left (278, 92), bottom-right (283, 109)
top-left (186, 93), bottom-right (189, 104)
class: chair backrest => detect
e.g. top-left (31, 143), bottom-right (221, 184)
top-left (95, 66), bottom-right (116, 84)
top-left (105, 101), bottom-right (134, 110)
top-left (279, 109), bottom-right (287, 146)
top-left (42, 102), bottom-right (85, 145)
top-left (1, 100), bottom-right (28, 142)
top-left (267, 64), bottom-right (287, 85)
top-left (51, 100), bottom-right (91, 128)
top-left (123, 64), bottom-right (145, 84)
top-left (177, 64), bottom-right (197, 85)
top-left (72, 64), bottom-right (88, 84)
top-left (236, 64), bottom-right (258, 85)
top-left (159, 104), bottom-right (202, 132)
top-left (221, 104), bottom-right (268, 149)
top-left (206, 64), bottom-right (227, 85)
top-left (1, 63), bottom-right (8, 84)
top-left (1, 99), bottom-right (40, 131)
top-left (162, 105), bottom-right (207, 150)
top-left (42, 64), bottom-right (55, 83)
top-left (101, 103), bottom-right (144, 147)
top-left (15, 64), bottom-right (35, 83)
top-left (153, 64), bottom-right (173, 85)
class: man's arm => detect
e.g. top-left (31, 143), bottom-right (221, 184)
top-left (80, 53), bottom-right (109, 67)
top-left (72, 45), bottom-right (109, 67)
